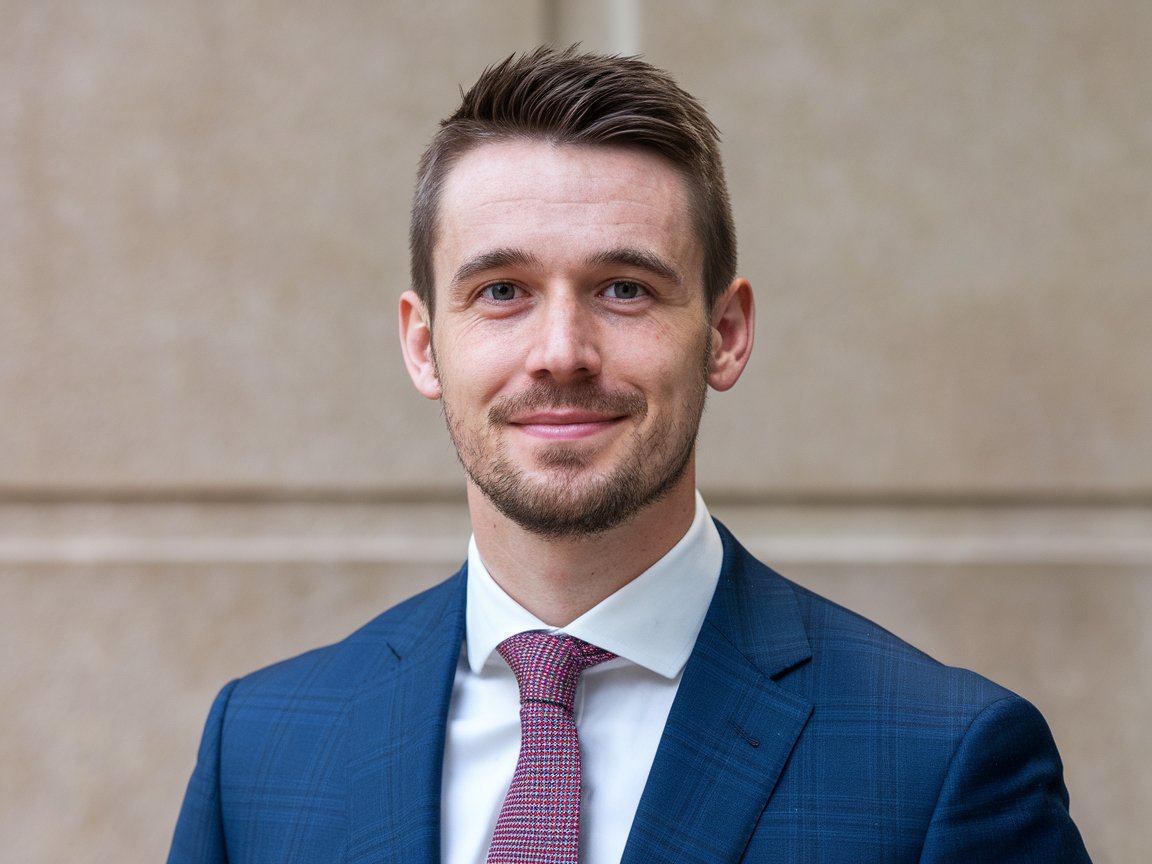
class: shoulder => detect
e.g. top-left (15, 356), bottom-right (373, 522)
top-left (193, 568), bottom-right (466, 801)
top-left (169, 567), bottom-right (467, 861)
top-left (226, 566), bottom-right (467, 706)
top-left (715, 520), bottom-right (1016, 714)
top-left (715, 524), bottom-right (1089, 857)
top-left (791, 576), bottom-right (1012, 706)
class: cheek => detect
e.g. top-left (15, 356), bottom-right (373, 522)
top-left (434, 334), bottom-right (521, 404)
top-left (632, 323), bottom-right (710, 389)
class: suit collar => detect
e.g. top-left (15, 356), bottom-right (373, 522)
top-left (346, 567), bottom-right (468, 864)
top-left (341, 522), bottom-right (814, 863)
top-left (622, 522), bottom-right (814, 863)
top-left (703, 520), bottom-right (813, 680)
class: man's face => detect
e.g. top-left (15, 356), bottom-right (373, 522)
top-left (415, 140), bottom-right (714, 537)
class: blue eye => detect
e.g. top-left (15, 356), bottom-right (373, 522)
top-left (481, 282), bottom-right (519, 301)
top-left (604, 281), bottom-right (646, 300)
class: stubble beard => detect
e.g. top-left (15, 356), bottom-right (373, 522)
top-left (436, 341), bottom-right (711, 540)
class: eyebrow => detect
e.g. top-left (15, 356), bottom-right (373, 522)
top-left (448, 245), bottom-right (684, 291)
top-left (450, 248), bottom-right (541, 289)
top-left (585, 247), bottom-right (683, 287)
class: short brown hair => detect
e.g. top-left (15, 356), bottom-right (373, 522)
top-left (409, 46), bottom-right (736, 319)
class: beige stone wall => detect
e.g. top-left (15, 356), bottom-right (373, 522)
top-left (658, 1), bottom-right (1152, 497)
top-left (2, 2), bottom-right (1148, 861)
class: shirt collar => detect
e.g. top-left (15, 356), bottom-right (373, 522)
top-left (465, 491), bottom-right (723, 679)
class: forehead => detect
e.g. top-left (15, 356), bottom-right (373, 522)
top-left (433, 140), bottom-right (701, 286)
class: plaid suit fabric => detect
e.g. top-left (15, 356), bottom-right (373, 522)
top-left (487, 633), bottom-right (616, 863)
top-left (168, 522), bottom-right (1089, 863)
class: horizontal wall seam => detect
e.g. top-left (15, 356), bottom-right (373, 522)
top-left (2, 535), bottom-right (1151, 567)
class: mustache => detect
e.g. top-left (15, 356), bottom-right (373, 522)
top-left (488, 381), bottom-right (647, 424)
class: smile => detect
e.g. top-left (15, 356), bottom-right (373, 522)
top-left (507, 410), bottom-right (627, 441)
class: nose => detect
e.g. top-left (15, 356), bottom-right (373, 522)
top-left (525, 293), bottom-right (601, 382)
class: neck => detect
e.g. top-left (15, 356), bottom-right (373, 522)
top-left (468, 474), bottom-right (698, 627)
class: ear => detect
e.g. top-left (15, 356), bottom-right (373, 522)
top-left (707, 277), bottom-right (755, 392)
top-left (399, 290), bottom-right (442, 400)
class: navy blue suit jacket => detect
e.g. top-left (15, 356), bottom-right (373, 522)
top-left (168, 522), bottom-right (1090, 862)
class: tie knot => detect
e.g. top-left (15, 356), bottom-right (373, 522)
top-left (497, 632), bottom-right (616, 713)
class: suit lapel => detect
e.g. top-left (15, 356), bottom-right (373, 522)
top-left (621, 525), bottom-right (814, 864)
top-left (346, 569), bottom-right (467, 864)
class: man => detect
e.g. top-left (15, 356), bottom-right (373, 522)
top-left (168, 47), bottom-right (1090, 862)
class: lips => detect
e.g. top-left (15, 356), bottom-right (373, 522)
top-left (510, 409), bottom-right (623, 425)
top-left (507, 409), bottom-right (625, 440)
top-left (488, 383), bottom-right (648, 430)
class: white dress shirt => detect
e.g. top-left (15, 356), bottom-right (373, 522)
top-left (440, 492), bottom-right (724, 863)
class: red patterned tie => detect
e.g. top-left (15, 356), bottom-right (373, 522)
top-left (486, 631), bottom-right (616, 864)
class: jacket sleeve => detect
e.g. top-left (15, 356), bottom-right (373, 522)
top-left (919, 694), bottom-right (1092, 863)
top-left (167, 681), bottom-right (239, 864)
